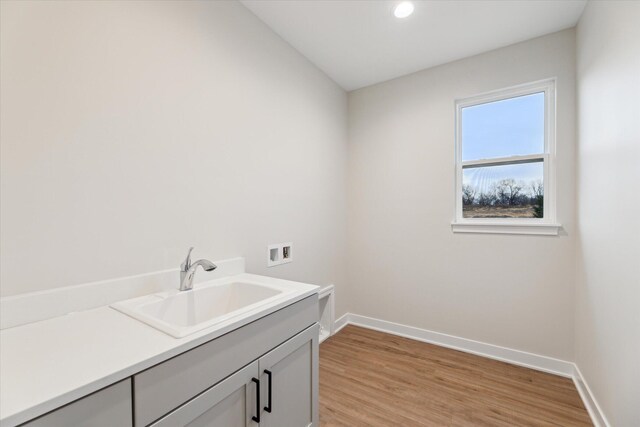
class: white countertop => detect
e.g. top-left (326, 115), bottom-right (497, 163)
top-left (0, 273), bottom-right (318, 427)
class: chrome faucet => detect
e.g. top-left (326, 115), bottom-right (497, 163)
top-left (179, 247), bottom-right (217, 291)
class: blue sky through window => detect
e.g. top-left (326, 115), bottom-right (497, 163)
top-left (462, 92), bottom-right (544, 163)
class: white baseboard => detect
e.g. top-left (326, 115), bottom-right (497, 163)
top-left (332, 312), bottom-right (608, 427)
top-left (333, 313), bottom-right (350, 334)
top-left (572, 365), bottom-right (611, 427)
top-left (335, 313), bottom-right (574, 377)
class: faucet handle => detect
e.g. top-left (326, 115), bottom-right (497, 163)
top-left (181, 247), bottom-right (194, 272)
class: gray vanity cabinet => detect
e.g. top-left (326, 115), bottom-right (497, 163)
top-left (133, 295), bottom-right (319, 427)
top-left (133, 296), bottom-right (317, 426)
top-left (149, 324), bottom-right (318, 427)
top-left (16, 295), bottom-right (319, 427)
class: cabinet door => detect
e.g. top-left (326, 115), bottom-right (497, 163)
top-left (259, 324), bottom-right (319, 427)
top-left (151, 361), bottom-right (260, 427)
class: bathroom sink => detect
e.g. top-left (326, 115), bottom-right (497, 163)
top-left (111, 278), bottom-right (301, 338)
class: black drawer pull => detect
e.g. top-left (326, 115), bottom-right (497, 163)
top-left (252, 377), bottom-right (260, 423)
top-left (264, 369), bottom-right (273, 413)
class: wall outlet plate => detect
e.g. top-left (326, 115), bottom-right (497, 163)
top-left (267, 242), bottom-right (293, 267)
top-left (282, 243), bottom-right (292, 262)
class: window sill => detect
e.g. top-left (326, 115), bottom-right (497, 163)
top-left (451, 222), bottom-right (561, 236)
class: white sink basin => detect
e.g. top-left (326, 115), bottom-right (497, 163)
top-left (137, 282), bottom-right (282, 327)
top-left (111, 276), bottom-right (309, 338)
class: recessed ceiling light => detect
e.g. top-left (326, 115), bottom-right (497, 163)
top-left (393, 1), bottom-right (414, 19)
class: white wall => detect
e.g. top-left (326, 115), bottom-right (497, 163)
top-left (575, 2), bottom-right (640, 425)
top-left (0, 0), bottom-right (348, 315)
top-left (347, 29), bottom-right (577, 360)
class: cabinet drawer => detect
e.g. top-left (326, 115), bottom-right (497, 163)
top-left (150, 361), bottom-right (259, 427)
top-left (21, 379), bottom-right (132, 427)
top-left (134, 295), bottom-right (318, 426)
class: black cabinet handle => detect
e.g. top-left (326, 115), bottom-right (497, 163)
top-left (264, 369), bottom-right (273, 413)
top-left (252, 377), bottom-right (260, 423)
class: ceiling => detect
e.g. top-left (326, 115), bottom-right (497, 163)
top-left (241, 0), bottom-right (587, 91)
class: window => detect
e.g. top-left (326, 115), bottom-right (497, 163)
top-left (452, 79), bottom-right (559, 235)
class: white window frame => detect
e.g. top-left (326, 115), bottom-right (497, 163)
top-left (452, 79), bottom-right (560, 235)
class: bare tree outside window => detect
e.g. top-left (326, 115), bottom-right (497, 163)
top-left (462, 178), bottom-right (543, 218)
top-left (462, 161), bottom-right (544, 218)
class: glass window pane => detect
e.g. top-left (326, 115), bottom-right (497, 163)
top-left (462, 92), bottom-right (544, 161)
top-left (462, 162), bottom-right (544, 218)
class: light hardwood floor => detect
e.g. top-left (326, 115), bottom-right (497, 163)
top-left (319, 325), bottom-right (591, 426)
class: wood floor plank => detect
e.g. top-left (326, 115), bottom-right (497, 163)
top-left (319, 325), bottom-right (591, 427)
